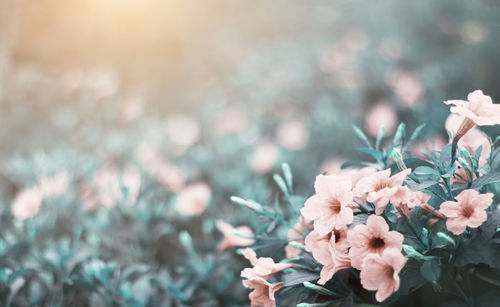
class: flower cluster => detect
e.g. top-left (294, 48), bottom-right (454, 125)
top-left (226, 90), bottom-right (500, 306)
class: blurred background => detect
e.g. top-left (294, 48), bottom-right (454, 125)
top-left (0, 0), bottom-right (500, 305)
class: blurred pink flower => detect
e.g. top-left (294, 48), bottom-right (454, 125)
top-left (461, 22), bottom-right (486, 45)
top-left (121, 166), bottom-right (141, 206)
top-left (164, 113), bottom-right (200, 148)
top-left (241, 248), bottom-right (292, 280)
top-left (85, 67), bottom-right (120, 98)
top-left (387, 71), bottom-right (423, 108)
top-left (216, 220), bottom-right (255, 252)
top-left (250, 140), bottom-right (279, 174)
top-left (277, 120), bottom-right (308, 150)
top-left (93, 166), bottom-right (122, 209)
top-left (300, 174), bottom-right (354, 235)
top-left (135, 143), bottom-right (186, 191)
top-left (241, 276), bottom-right (282, 307)
top-left (175, 182), bottom-right (211, 216)
top-left (11, 188), bottom-right (43, 220)
top-left (444, 90), bottom-right (500, 126)
top-left (364, 102), bottom-right (398, 137)
top-left (37, 171), bottom-right (69, 198)
top-left (347, 215), bottom-right (404, 269)
top-left (360, 248), bottom-right (407, 302)
top-left (120, 96), bottom-right (144, 123)
top-left (304, 228), bottom-right (351, 284)
top-left (354, 168), bottom-right (411, 215)
top-left (439, 189), bottom-right (493, 235)
top-left (285, 217), bottom-right (313, 258)
top-left (215, 107), bottom-right (248, 135)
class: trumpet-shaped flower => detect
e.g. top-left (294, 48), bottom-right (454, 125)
top-left (216, 220), bottom-right (255, 252)
top-left (241, 276), bottom-right (283, 307)
top-left (11, 188), bottom-right (43, 220)
top-left (439, 189), bottom-right (493, 235)
top-left (301, 174), bottom-right (354, 235)
top-left (444, 90), bottom-right (500, 126)
top-left (360, 248), bottom-right (407, 302)
top-left (304, 228), bottom-right (351, 284)
top-left (354, 169), bottom-right (411, 214)
top-left (241, 248), bottom-right (292, 280)
top-left (347, 215), bottom-right (404, 269)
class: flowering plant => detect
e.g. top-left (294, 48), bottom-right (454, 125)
top-left (228, 90), bottom-right (500, 306)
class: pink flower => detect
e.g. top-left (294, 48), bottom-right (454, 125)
top-left (250, 140), bottom-right (279, 174)
top-left (216, 220), bottom-right (255, 252)
top-left (11, 188), bottom-right (43, 220)
top-left (93, 166), bottom-right (122, 209)
top-left (175, 182), bottom-right (211, 216)
top-left (347, 215), bottom-right (404, 269)
top-left (360, 248), bottom-right (407, 302)
top-left (439, 189), bottom-right (493, 235)
top-left (364, 102), bottom-right (398, 137)
top-left (164, 113), bottom-right (200, 149)
top-left (304, 228), bottom-right (351, 284)
top-left (36, 171), bottom-right (69, 198)
top-left (390, 187), bottom-right (430, 210)
top-left (285, 217), bottom-right (313, 258)
top-left (135, 143), bottom-right (186, 191)
top-left (300, 174), bottom-right (354, 235)
top-left (444, 90), bottom-right (500, 126)
top-left (215, 107), bottom-right (248, 135)
top-left (241, 248), bottom-right (292, 280)
top-left (277, 120), bottom-right (308, 150)
top-left (387, 71), bottom-right (423, 108)
top-left (241, 276), bottom-right (283, 307)
top-left (354, 169), bottom-right (412, 214)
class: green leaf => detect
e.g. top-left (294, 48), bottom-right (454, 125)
top-left (274, 174), bottom-right (290, 197)
top-left (440, 144), bottom-right (453, 169)
top-left (356, 148), bottom-right (384, 161)
top-left (375, 125), bottom-right (386, 150)
top-left (302, 282), bottom-right (338, 297)
top-left (453, 210), bottom-right (500, 270)
top-left (392, 123), bottom-right (406, 148)
top-left (420, 259), bottom-right (440, 281)
top-left (297, 302), bottom-right (338, 307)
top-left (282, 163), bottom-right (294, 192)
top-left (352, 126), bottom-right (372, 149)
top-left (471, 172), bottom-right (500, 190)
top-left (282, 270), bottom-right (319, 286)
top-left (406, 123), bottom-right (426, 149)
top-left (413, 166), bottom-right (440, 178)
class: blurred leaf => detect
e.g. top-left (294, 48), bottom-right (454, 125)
top-left (375, 125), bottom-right (386, 151)
top-left (352, 126), bottom-right (372, 149)
top-left (392, 123), bottom-right (406, 148)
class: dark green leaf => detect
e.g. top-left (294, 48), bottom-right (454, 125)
top-left (420, 259), bottom-right (440, 281)
top-left (471, 172), bottom-right (500, 190)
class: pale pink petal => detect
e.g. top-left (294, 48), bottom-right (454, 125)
top-left (439, 202), bottom-right (460, 218)
top-left (446, 217), bottom-right (468, 235)
top-left (467, 210), bottom-right (488, 228)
